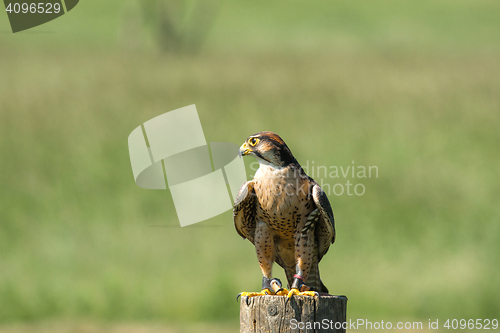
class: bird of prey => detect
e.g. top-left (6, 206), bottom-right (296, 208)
top-left (234, 131), bottom-right (335, 299)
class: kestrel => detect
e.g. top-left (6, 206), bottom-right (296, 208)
top-left (234, 131), bottom-right (335, 299)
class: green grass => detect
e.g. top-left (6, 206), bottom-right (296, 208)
top-left (0, 0), bottom-right (499, 328)
top-left (2, 0), bottom-right (500, 53)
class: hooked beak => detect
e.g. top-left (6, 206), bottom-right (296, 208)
top-left (239, 142), bottom-right (252, 158)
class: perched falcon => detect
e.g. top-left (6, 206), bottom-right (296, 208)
top-left (234, 131), bottom-right (335, 299)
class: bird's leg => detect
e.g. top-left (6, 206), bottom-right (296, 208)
top-left (287, 215), bottom-right (319, 298)
top-left (238, 222), bottom-right (288, 301)
top-left (287, 273), bottom-right (318, 298)
top-left (237, 276), bottom-right (274, 301)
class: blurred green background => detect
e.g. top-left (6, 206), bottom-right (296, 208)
top-left (1, 0), bottom-right (499, 332)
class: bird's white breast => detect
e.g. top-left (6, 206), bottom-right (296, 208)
top-left (252, 162), bottom-right (313, 238)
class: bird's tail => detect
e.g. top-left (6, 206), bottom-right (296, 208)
top-left (284, 266), bottom-right (295, 290)
top-left (285, 263), bottom-right (328, 293)
top-left (306, 262), bottom-right (329, 293)
top-left (284, 263), bottom-right (329, 293)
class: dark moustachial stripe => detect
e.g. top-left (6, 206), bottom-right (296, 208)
top-left (251, 131), bottom-right (298, 167)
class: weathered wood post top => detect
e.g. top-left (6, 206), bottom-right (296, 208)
top-left (240, 295), bottom-right (347, 333)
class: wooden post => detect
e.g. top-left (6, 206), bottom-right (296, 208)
top-left (240, 295), bottom-right (347, 333)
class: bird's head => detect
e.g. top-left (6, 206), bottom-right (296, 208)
top-left (239, 131), bottom-right (298, 168)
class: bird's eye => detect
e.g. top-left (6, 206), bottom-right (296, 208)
top-left (249, 138), bottom-right (259, 146)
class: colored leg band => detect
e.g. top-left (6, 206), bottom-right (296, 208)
top-left (262, 277), bottom-right (273, 291)
top-left (270, 278), bottom-right (283, 292)
top-left (270, 278), bottom-right (282, 288)
top-left (291, 277), bottom-right (305, 290)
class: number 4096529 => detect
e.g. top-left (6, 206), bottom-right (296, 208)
top-left (444, 319), bottom-right (498, 330)
top-left (5, 2), bottom-right (61, 14)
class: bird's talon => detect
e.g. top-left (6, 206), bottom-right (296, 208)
top-left (287, 288), bottom-right (318, 298)
top-left (287, 288), bottom-right (300, 299)
top-left (237, 289), bottom-right (275, 303)
top-left (275, 288), bottom-right (289, 296)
